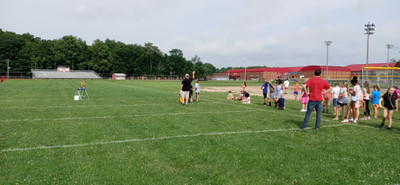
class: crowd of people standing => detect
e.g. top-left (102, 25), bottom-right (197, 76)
top-left (179, 69), bottom-right (399, 130)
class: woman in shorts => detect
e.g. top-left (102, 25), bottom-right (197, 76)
top-left (379, 87), bottom-right (399, 130)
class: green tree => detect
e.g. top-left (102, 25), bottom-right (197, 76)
top-left (52, 35), bottom-right (88, 69)
top-left (88, 40), bottom-right (112, 74)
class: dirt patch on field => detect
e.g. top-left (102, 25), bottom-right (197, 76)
top-left (202, 86), bottom-right (298, 100)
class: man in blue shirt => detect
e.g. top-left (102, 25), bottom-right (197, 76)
top-left (261, 80), bottom-right (270, 106)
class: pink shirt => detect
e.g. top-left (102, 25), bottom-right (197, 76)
top-left (395, 89), bottom-right (400, 99)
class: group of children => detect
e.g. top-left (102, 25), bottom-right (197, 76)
top-left (296, 76), bottom-right (399, 129)
top-left (227, 80), bottom-right (287, 110)
top-left (227, 77), bottom-right (399, 130)
top-left (178, 79), bottom-right (200, 103)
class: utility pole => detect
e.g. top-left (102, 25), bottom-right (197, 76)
top-left (386, 44), bottom-right (394, 82)
top-left (6, 59), bottom-right (10, 79)
top-left (386, 44), bottom-right (394, 65)
top-left (324, 41), bottom-right (332, 80)
top-left (364, 22), bottom-right (375, 80)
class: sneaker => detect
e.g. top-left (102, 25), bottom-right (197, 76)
top-left (341, 119), bottom-right (349, 123)
top-left (387, 127), bottom-right (392, 130)
top-left (263, 104), bottom-right (267, 106)
top-left (360, 117), bottom-right (366, 120)
top-left (315, 128), bottom-right (320, 131)
top-left (379, 123), bottom-right (385, 128)
top-left (349, 118), bottom-right (354, 121)
top-left (353, 120), bottom-right (357, 124)
top-left (367, 117), bottom-right (371, 120)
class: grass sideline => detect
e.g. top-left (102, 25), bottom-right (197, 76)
top-left (0, 79), bottom-right (399, 184)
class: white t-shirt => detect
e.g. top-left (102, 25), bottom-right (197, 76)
top-left (195, 83), bottom-right (200, 93)
top-left (332, 86), bottom-right (340, 99)
top-left (284, 80), bottom-right (289, 88)
top-left (242, 97), bottom-right (251, 104)
top-left (362, 88), bottom-right (370, 100)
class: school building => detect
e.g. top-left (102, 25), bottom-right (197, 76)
top-left (208, 63), bottom-right (394, 81)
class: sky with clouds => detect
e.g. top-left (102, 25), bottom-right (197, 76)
top-left (0, 0), bottom-right (399, 68)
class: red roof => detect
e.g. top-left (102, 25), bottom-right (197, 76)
top-left (225, 67), bottom-right (302, 74)
top-left (345, 63), bottom-right (396, 71)
top-left (300, 65), bottom-right (350, 72)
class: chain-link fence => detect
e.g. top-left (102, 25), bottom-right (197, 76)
top-left (0, 72), bottom-right (32, 79)
top-left (361, 67), bottom-right (400, 89)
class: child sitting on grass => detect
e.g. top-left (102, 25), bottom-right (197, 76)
top-left (227, 91), bottom-right (234, 100)
top-left (242, 92), bottom-right (251, 104)
top-left (236, 90), bottom-right (243, 100)
top-left (277, 93), bottom-right (286, 110)
top-left (379, 86), bottom-right (399, 130)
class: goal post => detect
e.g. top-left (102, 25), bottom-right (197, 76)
top-left (361, 66), bottom-right (400, 89)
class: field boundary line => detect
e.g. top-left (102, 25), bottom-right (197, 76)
top-left (0, 124), bottom-right (346, 152)
top-left (1, 109), bottom-right (264, 123)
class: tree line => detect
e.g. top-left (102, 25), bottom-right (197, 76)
top-left (0, 29), bottom-right (218, 78)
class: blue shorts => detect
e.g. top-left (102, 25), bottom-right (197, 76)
top-left (294, 91), bottom-right (299, 95)
top-left (332, 98), bottom-right (338, 107)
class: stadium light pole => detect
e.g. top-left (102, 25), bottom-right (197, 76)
top-left (325, 41), bottom-right (332, 80)
top-left (386, 44), bottom-right (394, 65)
top-left (364, 22), bottom-right (375, 80)
top-left (6, 59), bottom-right (10, 79)
top-left (386, 44), bottom-right (394, 82)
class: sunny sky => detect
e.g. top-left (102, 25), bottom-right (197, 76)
top-left (1, 0), bottom-right (399, 68)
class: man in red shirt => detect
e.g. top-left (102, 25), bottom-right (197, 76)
top-left (301, 69), bottom-right (332, 130)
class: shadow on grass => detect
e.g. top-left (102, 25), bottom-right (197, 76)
top-left (285, 119), bottom-right (304, 128)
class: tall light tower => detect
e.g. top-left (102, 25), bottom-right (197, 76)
top-left (386, 44), bottom-right (394, 85)
top-left (386, 44), bottom-right (394, 65)
top-left (364, 22), bottom-right (375, 80)
top-left (324, 41), bottom-right (332, 80)
top-left (6, 59), bottom-right (10, 79)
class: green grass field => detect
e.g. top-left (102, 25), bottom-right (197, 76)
top-left (1, 80), bottom-right (399, 184)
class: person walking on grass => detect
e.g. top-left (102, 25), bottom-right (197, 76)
top-left (379, 87), bottom-right (398, 130)
top-left (293, 80), bottom-right (299, 101)
top-left (261, 80), bottom-right (270, 106)
top-left (284, 79), bottom-right (289, 94)
top-left (371, 84), bottom-right (381, 119)
top-left (301, 69), bottom-right (332, 130)
top-left (179, 71), bottom-right (195, 106)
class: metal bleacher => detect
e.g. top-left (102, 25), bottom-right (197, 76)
top-left (32, 69), bottom-right (102, 79)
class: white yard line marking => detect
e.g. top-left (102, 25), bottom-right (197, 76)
top-left (0, 124), bottom-right (347, 152)
top-left (1, 103), bottom-right (174, 109)
top-left (1, 109), bottom-right (264, 123)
